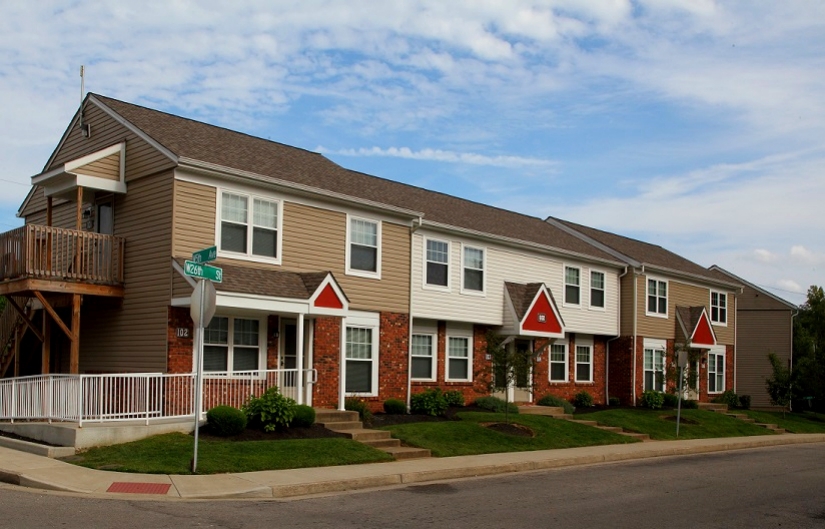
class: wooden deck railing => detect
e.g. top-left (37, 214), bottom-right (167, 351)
top-left (0, 225), bottom-right (124, 284)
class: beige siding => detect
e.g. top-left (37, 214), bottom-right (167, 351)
top-left (737, 309), bottom-right (792, 407)
top-left (172, 271), bottom-right (194, 299)
top-left (79, 171), bottom-right (174, 372)
top-left (77, 152), bottom-right (121, 180)
top-left (172, 179), bottom-right (216, 257)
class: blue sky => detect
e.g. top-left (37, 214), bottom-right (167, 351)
top-left (1, 1), bottom-right (823, 304)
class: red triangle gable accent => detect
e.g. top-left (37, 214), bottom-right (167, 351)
top-left (522, 291), bottom-right (562, 334)
top-left (314, 283), bottom-right (344, 309)
top-left (691, 313), bottom-right (716, 345)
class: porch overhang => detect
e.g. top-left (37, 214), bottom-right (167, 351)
top-left (32, 143), bottom-right (127, 200)
top-left (502, 282), bottom-right (565, 339)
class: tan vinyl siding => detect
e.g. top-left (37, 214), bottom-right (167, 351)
top-left (172, 271), bottom-right (194, 299)
top-left (736, 309), bottom-right (793, 407)
top-left (172, 179), bottom-right (216, 257)
top-left (25, 200), bottom-right (79, 229)
top-left (77, 152), bottom-right (120, 180)
top-left (79, 171), bottom-right (174, 372)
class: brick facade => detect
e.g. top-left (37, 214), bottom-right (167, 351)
top-left (310, 316), bottom-right (342, 409)
top-left (532, 334), bottom-right (608, 405)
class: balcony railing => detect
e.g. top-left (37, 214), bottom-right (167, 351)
top-left (0, 225), bottom-right (124, 285)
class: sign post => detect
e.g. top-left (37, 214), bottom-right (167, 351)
top-left (676, 349), bottom-right (688, 437)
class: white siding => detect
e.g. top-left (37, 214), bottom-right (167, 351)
top-left (411, 231), bottom-right (620, 335)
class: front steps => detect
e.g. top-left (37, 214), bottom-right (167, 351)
top-left (704, 404), bottom-right (788, 434)
top-left (315, 409), bottom-right (431, 460)
top-left (518, 406), bottom-right (651, 441)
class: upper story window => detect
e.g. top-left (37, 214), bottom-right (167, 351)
top-left (647, 278), bottom-right (668, 317)
top-left (565, 266), bottom-right (580, 305)
top-left (425, 239), bottom-right (449, 288)
top-left (462, 246), bottom-right (485, 293)
top-left (710, 291), bottom-right (727, 325)
top-left (219, 191), bottom-right (280, 261)
top-left (590, 270), bottom-right (605, 309)
top-left (347, 216), bottom-right (381, 278)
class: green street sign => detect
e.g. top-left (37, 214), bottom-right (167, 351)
top-left (191, 245), bottom-right (217, 264)
top-left (184, 260), bottom-right (223, 283)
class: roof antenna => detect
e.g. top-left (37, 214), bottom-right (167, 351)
top-left (79, 65), bottom-right (91, 138)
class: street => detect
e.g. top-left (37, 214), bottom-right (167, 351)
top-left (1, 444), bottom-right (823, 528)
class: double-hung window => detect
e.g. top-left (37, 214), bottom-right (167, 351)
top-left (462, 246), bottom-right (484, 293)
top-left (647, 278), bottom-right (668, 316)
top-left (590, 271), bottom-right (605, 309)
top-left (203, 316), bottom-right (263, 374)
top-left (549, 342), bottom-right (567, 382)
top-left (425, 239), bottom-right (449, 287)
top-left (708, 349), bottom-right (725, 393)
top-left (710, 291), bottom-right (727, 325)
top-left (575, 344), bottom-right (593, 382)
top-left (410, 334), bottom-right (436, 380)
top-left (447, 336), bottom-right (471, 381)
top-left (348, 217), bottom-right (380, 277)
top-left (220, 191), bottom-right (280, 260)
top-left (643, 347), bottom-right (665, 392)
top-left (565, 266), bottom-right (580, 305)
top-left (345, 327), bottom-right (376, 394)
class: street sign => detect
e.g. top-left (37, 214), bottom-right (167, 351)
top-left (184, 260), bottom-right (223, 283)
top-left (191, 245), bottom-right (217, 264)
top-left (190, 280), bottom-right (217, 328)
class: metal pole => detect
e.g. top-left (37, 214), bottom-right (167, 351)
top-left (192, 280), bottom-right (205, 473)
top-left (676, 365), bottom-right (684, 437)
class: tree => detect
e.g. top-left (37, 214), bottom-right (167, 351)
top-left (485, 331), bottom-right (541, 424)
top-left (792, 285), bottom-right (825, 412)
top-left (766, 352), bottom-right (793, 418)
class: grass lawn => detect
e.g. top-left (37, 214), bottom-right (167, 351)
top-left (743, 410), bottom-right (825, 434)
top-left (380, 412), bottom-right (638, 457)
top-left (586, 408), bottom-right (776, 440)
top-left (65, 433), bottom-right (393, 474)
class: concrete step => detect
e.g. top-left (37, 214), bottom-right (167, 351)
top-left (360, 438), bottom-right (402, 449)
top-left (618, 431), bottom-right (651, 441)
top-left (314, 409), bottom-right (359, 423)
top-left (317, 420), bottom-right (363, 431)
top-left (595, 426), bottom-right (624, 433)
top-left (518, 406), bottom-right (567, 416)
top-left (698, 403), bottom-right (728, 412)
top-left (754, 423), bottom-right (779, 429)
top-left (381, 446), bottom-right (431, 460)
top-left (333, 429), bottom-right (392, 442)
top-left (566, 419), bottom-right (599, 426)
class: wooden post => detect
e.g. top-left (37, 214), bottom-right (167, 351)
top-left (42, 310), bottom-right (51, 374)
top-left (70, 294), bottom-right (81, 374)
top-left (47, 196), bottom-right (53, 227)
top-left (75, 187), bottom-right (83, 231)
top-left (46, 196), bottom-right (53, 273)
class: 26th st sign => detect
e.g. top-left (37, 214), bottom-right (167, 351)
top-left (184, 260), bottom-right (223, 283)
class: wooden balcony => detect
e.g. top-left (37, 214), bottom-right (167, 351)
top-left (0, 225), bottom-right (124, 297)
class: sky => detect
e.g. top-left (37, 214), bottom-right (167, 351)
top-left (0, 1), bottom-right (822, 305)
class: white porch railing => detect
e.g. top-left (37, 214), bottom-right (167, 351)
top-left (0, 369), bottom-right (316, 426)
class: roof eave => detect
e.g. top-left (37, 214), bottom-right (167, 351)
top-left (640, 263), bottom-right (743, 291)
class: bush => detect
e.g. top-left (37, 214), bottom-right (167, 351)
top-left (712, 390), bottom-right (740, 409)
top-left (537, 394), bottom-right (575, 415)
top-left (608, 397), bottom-right (621, 407)
top-left (641, 390), bottom-right (665, 410)
top-left (290, 404), bottom-right (316, 428)
top-left (444, 390), bottom-right (465, 407)
top-left (383, 398), bottom-right (407, 415)
top-left (410, 388), bottom-right (449, 417)
top-left (662, 393), bottom-right (680, 408)
top-left (242, 386), bottom-right (296, 432)
top-left (206, 405), bottom-right (247, 437)
top-left (474, 396), bottom-right (520, 415)
top-left (345, 398), bottom-right (372, 422)
top-left (682, 399), bottom-right (699, 409)
top-left (573, 391), bottom-right (594, 408)
top-left (738, 395), bottom-right (751, 410)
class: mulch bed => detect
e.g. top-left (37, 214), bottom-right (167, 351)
top-left (367, 405), bottom-right (488, 427)
top-left (196, 423), bottom-right (348, 442)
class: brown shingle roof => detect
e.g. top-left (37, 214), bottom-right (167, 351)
top-left (95, 94), bottom-right (620, 264)
top-left (505, 282), bottom-right (543, 321)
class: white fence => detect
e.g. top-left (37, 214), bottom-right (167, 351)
top-left (0, 369), bottom-right (315, 426)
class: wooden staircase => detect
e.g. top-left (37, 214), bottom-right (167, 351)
top-left (0, 296), bottom-right (31, 377)
top-left (315, 409), bottom-right (431, 460)
top-left (519, 405), bottom-right (651, 441)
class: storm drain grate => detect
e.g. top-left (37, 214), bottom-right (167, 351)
top-left (106, 482), bottom-right (172, 495)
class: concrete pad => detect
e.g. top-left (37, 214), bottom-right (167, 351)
top-left (171, 474), bottom-right (272, 499)
top-left (0, 436), bottom-right (75, 458)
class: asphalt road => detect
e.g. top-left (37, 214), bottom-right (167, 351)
top-left (1, 444), bottom-right (824, 528)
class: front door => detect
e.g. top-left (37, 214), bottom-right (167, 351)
top-left (492, 339), bottom-right (533, 403)
top-left (280, 320), bottom-right (298, 394)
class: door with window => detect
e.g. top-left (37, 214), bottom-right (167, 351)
top-left (492, 339), bottom-right (533, 403)
top-left (280, 320), bottom-right (298, 391)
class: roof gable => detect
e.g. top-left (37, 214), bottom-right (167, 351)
top-left (504, 282), bottom-right (565, 338)
top-left (676, 306), bottom-right (717, 348)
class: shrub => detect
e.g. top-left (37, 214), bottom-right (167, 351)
top-left (738, 395), bottom-right (751, 410)
top-left (474, 396), bottom-right (520, 415)
top-left (712, 390), bottom-right (740, 409)
top-left (290, 404), bottom-right (316, 428)
top-left (242, 386), bottom-right (296, 432)
top-left (206, 405), bottom-right (247, 437)
top-left (573, 391), bottom-right (594, 408)
top-left (662, 393), bottom-right (680, 408)
top-left (608, 397), bottom-right (621, 407)
top-left (410, 388), bottom-right (449, 417)
top-left (537, 394), bottom-right (575, 415)
top-left (345, 398), bottom-right (372, 422)
top-left (682, 399), bottom-right (699, 409)
top-left (641, 390), bottom-right (665, 410)
top-left (444, 390), bottom-right (465, 407)
top-left (383, 398), bottom-right (407, 415)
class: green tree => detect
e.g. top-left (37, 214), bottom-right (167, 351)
top-left (485, 331), bottom-right (539, 424)
top-left (766, 352), bottom-right (793, 418)
top-left (792, 285), bottom-right (825, 412)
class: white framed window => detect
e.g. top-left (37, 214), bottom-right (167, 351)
top-left (590, 270), bottom-right (605, 309)
top-left (564, 266), bottom-right (580, 306)
top-left (643, 346), bottom-right (666, 392)
top-left (345, 326), bottom-right (378, 395)
top-left (647, 278), bottom-right (668, 317)
top-left (575, 336), bottom-right (593, 382)
top-left (203, 316), bottom-right (265, 375)
top-left (347, 216), bottom-right (381, 278)
top-left (710, 291), bottom-right (727, 326)
top-left (424, 238), bottom-right (450, 289)
top-left (708, 348), bottom-right (725, 394)
top-left (411, 334), bottom-right (437, 381)
top-left (549, 341), bottom-right (568, 382)
top-left (461, 245), bottom-right (485, 294)
top-left (218, 191), bottom-right (281, 263)
top-left (446, 325), bottom-right (473, 381)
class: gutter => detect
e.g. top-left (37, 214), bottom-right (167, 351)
top-left (632, 269), bottom-right (639, 406)
top-left (605, 266), bottom-right (628, 405)
top-left (407, 216), bottom-right (424, 411)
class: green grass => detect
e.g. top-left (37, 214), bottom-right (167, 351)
top-left (586, 409), bottom-right (776, 440)
top-left (380, 412), bottom-right (638, 457)
top-left (743, 410), bottom-right (825, 433)
top-left (65, 433), bottom-right (393, 474)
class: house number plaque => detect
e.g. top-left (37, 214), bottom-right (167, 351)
top-left (176, 327), bottom-right (190, 338)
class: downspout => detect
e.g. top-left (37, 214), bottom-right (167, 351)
top-left (633, 266), bottom-right (641, 406)
top-left (605, 266), bottom-right (629, 405)
top-left (406, 216), bottom-right (423, 411)
top-left (733, 296), bottom-right (738, 394)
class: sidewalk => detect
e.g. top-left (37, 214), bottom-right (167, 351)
top-left (1, 434), bottom-right (824, 500)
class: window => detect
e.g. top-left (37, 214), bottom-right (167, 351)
top-left (643, 347), bottom-right (665, 392)
top-left (219, 192), bottom-right (279, 260)
top-left (447, 336), bottom-right (471, 381)
top-left (708, 350), bottom-right (725, 393)
top-left (348, 217), bottom-right (380, 276)
top-left (411, 334), bottom-right (436, 380)
top-left (346, 327), bottom-right (375, 394)
top-left (203, 316), bottom-right (263, 373)
top-left (565, 266), bottom-right (580, 305)
top-left (549, 342), bottom-right (567, 382)
top-left (711, 291), bottom-right (727, 325)
top-left (425, 239), bottom-right (449, 287)
top-left (647, 278), bottom-right (668, 316)
top-left (462, 246), bottom-right (484, 293)
top-left (575, 344), bottom-right (593, 382)
top-left (590, 271), bottom-right (605, 309)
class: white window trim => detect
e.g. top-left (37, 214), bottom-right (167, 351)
top-left (645, 277), bottom-right (669, 319)
top-left (422, 237), bottom-right (451, 292)
top-left (215, 189), bottom-right (283, 265)
top-left (548, 338), bottom-right (569, 383)
top-left (707, 346), bottom-right (726, 394)
top-left (642, 338), bottom-right (667, 392)
top-left (445, 325), bottom-right (473, 382)
top-left (460, 243), bottom-right (486, 296)
top-left (345, 214), bottom-right (382, 280)
top-left (588, 269), bottom-right (607, 312)
top-left (200, 314), bottom-right (267, 378)
top-left (710, 290), bottom-right (728, 327)
top-left (563, 265), bottom-right (582, 308)
top-left (410, 332), bottom-right (438, 382)
top-left (345, 323), bottom-right (380, 397)
top-left (574, 336), bottom-right (594, 383)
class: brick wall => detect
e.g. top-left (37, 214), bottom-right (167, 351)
top-left (608, 336), bottom-right (633, 406)
top-left (311, 316), bottom-right (341, 409)
top-left (167, 306), bottom-right (194, 374)
top-left (532, 334), bottom-right (608, 405)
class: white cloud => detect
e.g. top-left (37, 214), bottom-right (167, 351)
top-left (777, 279), bottom-right (803, 294)
top-left (754, 249), bottom-right (778, 264)
top-left (318, 146), bottom-right (558, 169)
